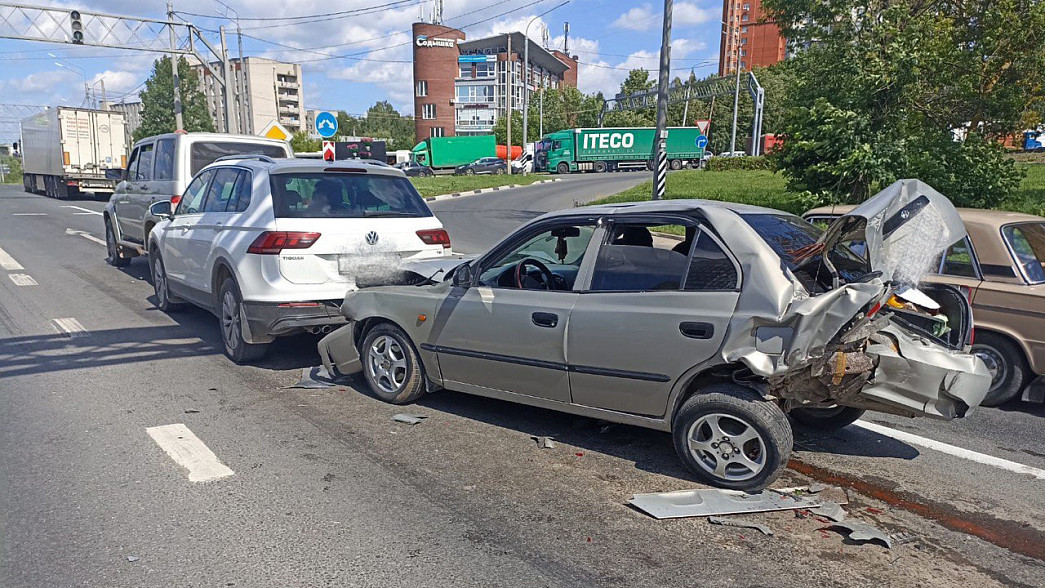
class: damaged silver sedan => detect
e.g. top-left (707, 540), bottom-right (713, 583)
top-left (318, 179), bottom-right (991, 491)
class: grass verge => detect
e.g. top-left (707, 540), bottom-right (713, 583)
top-left (410, 174), bottom-right (551, 198)
top-left (590, 165), bottom-right (1045, 217)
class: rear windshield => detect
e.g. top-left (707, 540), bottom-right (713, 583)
top-left (1002, 222), bottom-right (1045, 284)
top-left (269, 173), bottom-right (433, 219)
top-left (741, 213), bottom-right (821, 270)
top-left (190, 142), bottom-right (288, 175)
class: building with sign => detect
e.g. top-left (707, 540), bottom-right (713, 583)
top-left (719, 0), bottom-right (787, 76)
top-left (194, 57), bottom-right (306, 135)
top-left (412, 22), bottom-right (578, 140)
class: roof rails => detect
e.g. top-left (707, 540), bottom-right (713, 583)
top-left (213, 154), bottom-right (278, 164)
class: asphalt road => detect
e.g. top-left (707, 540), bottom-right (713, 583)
top-left (1, 181), bottom-right (1043, 587)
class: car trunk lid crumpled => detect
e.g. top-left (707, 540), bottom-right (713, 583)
top-left (722, 179), bottom-right (991, 420)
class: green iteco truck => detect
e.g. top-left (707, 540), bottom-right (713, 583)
top-left (411, 135), bottom-right (496, 171)
top-left (538, 127), bottom-right (707, 174)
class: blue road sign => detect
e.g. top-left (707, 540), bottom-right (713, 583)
top-left (695, 135), bottom-right (709, 150)
top-left (315, 111), bottom-right (338, 138)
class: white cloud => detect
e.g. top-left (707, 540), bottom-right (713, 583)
top-left (675, 2), bottom-right (719, 26)
top-left (611, 4), bottom-right (658, 32)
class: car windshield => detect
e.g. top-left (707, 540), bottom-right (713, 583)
top-left (1002, 222), bottom-right (1045, 284)
top-left (269, 173), bottom-right (433, 219)
top-left (190, 142), bottom-right (288, 175)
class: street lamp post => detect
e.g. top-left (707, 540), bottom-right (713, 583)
top-left (51, 54), bottom-right (91, 107)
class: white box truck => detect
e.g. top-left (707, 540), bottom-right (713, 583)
top-left (20, 107), bottom-right (127, 199)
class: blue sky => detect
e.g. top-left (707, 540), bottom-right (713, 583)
top-left (0, 0), bottom-right (723, 138)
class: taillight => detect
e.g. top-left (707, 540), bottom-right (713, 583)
top-left (170, 194), bottom-right (182, 207)
top-left (969, 327), bottom-right (975, 346)
top-left (247, 231), bottom-right (321, 254)
top-left (866, 301), bottom-right (883, 317)
top-left (417, 228), bottom-right (451, 249)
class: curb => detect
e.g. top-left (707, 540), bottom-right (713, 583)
top-left (423, 178), bottom-right (562, 202)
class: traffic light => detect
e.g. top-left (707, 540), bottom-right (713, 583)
top-left (70, 10), bottom-right (83, 44)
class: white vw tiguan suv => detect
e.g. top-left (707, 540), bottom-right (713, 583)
top-left (147, 156), bottom-right (452, 363)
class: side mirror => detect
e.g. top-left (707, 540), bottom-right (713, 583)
top-left (149, 200), bottom-right (173, 220)
top-left (451, 262), bottom-right (473, 287)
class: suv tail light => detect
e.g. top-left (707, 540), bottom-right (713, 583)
top-left (417, 228), bottom-right (451, 249)
top-left (170, 194), bottom-right (182, 207)
top-left (247, 231), bottom-right (321, 254)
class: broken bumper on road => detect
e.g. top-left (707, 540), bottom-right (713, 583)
top-left (318, 323), bottom-right (362, 377)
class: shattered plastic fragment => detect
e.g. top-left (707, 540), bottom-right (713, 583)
top-left (392, 414), bottom-right (427, 425)
top-left (629, 488), bottom-right (821, 519)
top-left (807, 483), bottom-right (826, 494)
top-left (531, 436), bottom-right (556, 449)
top-left (284, 366), bottom-right (346, 389)
top-left (812, 501), bottom-right (847, 522)
top-left (826, 521), bottom-right (894, 548)
top-left (126, 556), bottom-right (139, 563)
top-left (708, 516), bottom-right (774, 536)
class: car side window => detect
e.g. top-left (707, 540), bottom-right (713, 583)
top-left (938, 237), bottom-right (978, 278)
top-left (478, 223), bottom-right (596, 291)
top-left (226, 170), bottom-right (252, 213)
top-left (589, 223), bottom-right (694, 292)
top-left (153, 139), bottom-right (175, 180)
top-left (202, 168), bottom-right (241, 213)
top-left (176, 170), bottom-right (214, 215)
top-left (135, 143), bottom-right (154, 181)
top-left (684, 230), bottom-right (739, 290)
top-left (126, 147), bottom-right (140, 180)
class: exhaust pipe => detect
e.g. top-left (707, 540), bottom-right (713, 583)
top-left (319, 325), bottom-right (333, 334)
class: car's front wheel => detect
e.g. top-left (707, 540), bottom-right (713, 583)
top-left (218, 277), bottom-right (267, 364)
top-left (672, 384), bottom-right (792, 491)
top-left (973, 332), bottom-right (1027, 406)
top-left (789, 405), bottom-right (865, 430)
top-left (361, 323), bottom-right (426, 404)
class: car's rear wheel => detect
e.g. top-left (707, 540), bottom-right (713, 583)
top-left (973, 333), bottom-right (1027, 406)
top-left (789, 405), bottom-right (865, 430)
top-left (218, 277), bottom-right (267, 364)
top-left (669, 159), bottom-right (682, 170)
top-left (361, 323), bottom-right (425, 404)
top-left (105, 219), bottom-right (130, 267)
top-left (150, 253), bottom-right (183, 312)
top-left (672, 384), bottom-right (792, 491)
top-left (594, 160), bottom-right (608, 173)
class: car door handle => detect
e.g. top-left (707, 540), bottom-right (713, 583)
top-left (532, 312), bottom-right (559, 328)
top-left (680, 322), bottom-right (714, 339)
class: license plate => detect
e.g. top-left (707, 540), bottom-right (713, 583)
top-left (338, 254), bottom-right (400, 276)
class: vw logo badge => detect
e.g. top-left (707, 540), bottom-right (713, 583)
top-left (365, 231), bottom-right (379, 245)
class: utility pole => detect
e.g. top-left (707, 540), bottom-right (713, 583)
top-left (539, 89), bottom-right (543, 137)
top-left (522, 1), bottom-right (569, 175)
top-left (729, 13), bottom-right (742, 155)
top-left (219, 25), bottom-right (235, 133)
top-left (506, 33), bottom-right (512, 175)
top-left (651, 0), bottom-right (672, 200)
top-left (681, 85), bottom-right (691, 125)
top-left (236, 30), bottom-right (249, 134)
top-left (167, 2), bottom-right (183, 131)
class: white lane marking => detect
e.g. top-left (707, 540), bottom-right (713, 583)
top-left (65, 228), bottom-right (106, 246)
top-left (73, 212), bottom-right (98, 216)
top-left (855, 420), bottom-right (1045, 480)
top-left (52, 317), bottom-right (89, 338)
top-left (9, 273), bottom-right (37, 286)
top-left (61, 205), bottom-right (102, 215)
top-left (146, 424), bottom-right (235, 483)
top-left (11, 213), bottom-right (46, 216)
top-left (0, 246), bottom-right (24, 271)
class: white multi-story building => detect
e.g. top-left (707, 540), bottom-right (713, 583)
top-left (194, 57), bottom-right (305, 135)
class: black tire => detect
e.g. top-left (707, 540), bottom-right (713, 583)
top-left (789, 406), bottom-right (865, 430)
top-left (594, 160), bottom-right (608, 173)
top-left (672, 384), bottom-right (792, 491)
top-left (466, 168), bottom-right (475, 175)
top-left (556, 162), bottom-right (569, 175)
top-left (218, 277), bottom-right (267, 364)
top-left (104, 219), bottom-right (130, 267)
top-left (669, 159), bottom-right (682, 170)
top-left (150, 253), bottom-right (183, 312)
top-left (360, 323), bottom-right (426, 405)
top-left (973, 332), bottom-right (1027, 406)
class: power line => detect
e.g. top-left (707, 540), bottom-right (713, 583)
top-left (175, 0), bottom-right (420, 22)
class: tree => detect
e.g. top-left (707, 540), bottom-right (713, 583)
top-left (0, 153), bottom-right (22, 184)
top-left (290, 130), bottom-right (320, 153)
top-left (762, 0), bottom-right (1043, 206)
top-left (134, 56), bottom-right (214, 142)
top-left (492, 110), bottom-right (524, 145)
top-left (332, 102), bottom-right (416, 150)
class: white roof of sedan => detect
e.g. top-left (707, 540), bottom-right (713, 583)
top-left (575, 198), bottom-right (790, 218)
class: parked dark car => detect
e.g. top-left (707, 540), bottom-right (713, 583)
top-left (455, 157), bottom-right (507, 176)
top-left (395, 161), bottom-right (434, 177)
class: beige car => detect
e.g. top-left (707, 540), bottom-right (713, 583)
top-left (806, 205), bottom-right (1045, 406)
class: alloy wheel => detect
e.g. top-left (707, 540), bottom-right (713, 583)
top-left (686, 413), bottom-right (767, 482)
top-left (221, 290), bottom-right (240, 351)
top-left (153, 259), bottom-right (168, 306)
top-left (367, 335), bottom-right (408, 394)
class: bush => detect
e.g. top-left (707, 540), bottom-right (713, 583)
top-left (706, 155), bottom-right (774, 172)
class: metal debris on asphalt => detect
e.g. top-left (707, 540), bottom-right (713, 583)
top-left (628, 488), bottom-right (822, 520)
top-left (826, 521), bottom-right (894, 548)
top-left (284, 366), bottom-right (347, 389)
top-left (890, 531), bottom-right (919, 546)
top-left (392, 414), bottom-right (427, 425)
top-left (126, 556), bottom-right (139, 562)
top-left (807, 483), bottom-right (826, 493)
top-left (777, 485), bottom-right (849, 505)
top-left (708, 516), bottom-right (774, 536)
top-left (184, 409), bottom-right (200, 414)
top-left (531, 436), bottom-right (556, 449)
top-left (812, 501), bottom-right (847, 522)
